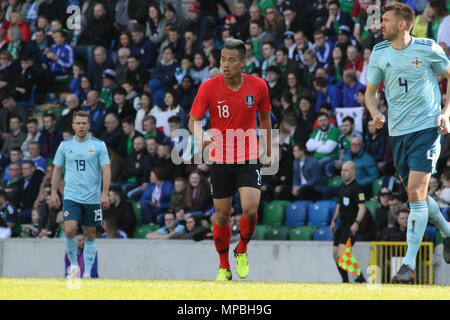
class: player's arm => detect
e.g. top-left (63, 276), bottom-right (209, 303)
top-left (364, 82), bottom-right (386, 129)
top-left (350, 203), bottom-right (366, 236)
top-left (258, 111), bottom-right (272, 167)
top-left (330, 204), bottom-right (340, 233)
top-left (101, 164), bottom-right (111, 210)
top-left (437, 67), bottom-right (450, 134)
top-left (50, 165), bottom-right (63, 209)
top-left (188, 115), bottom-right (214, 149)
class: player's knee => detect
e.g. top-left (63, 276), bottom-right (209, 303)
top-left (64, 229), bottom-right (76, 238)
top-left (85, 232), bottom-right (96, 241)
top-left (241, 202), bottom-right (259, 215)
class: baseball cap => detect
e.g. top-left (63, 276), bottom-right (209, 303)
top-left (103, 69), bottom-right (116, 82)
top-left (188, 2), bottom-right (201, 13)
top-left (164, 4), bottom-right (176, 13)
top-left (283, 31), bottom-right (294, 40)
top-left (380, 187), bottom-right (392, 196)
top-left (338, 25), bottom-right (351, 37)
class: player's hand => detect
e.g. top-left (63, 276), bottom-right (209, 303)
top-left (262, 154), bottom-right (273, 168)
top-left (331, 220), bottom-right (336, 234)
top-left (50, 192), bottom-right (60, 209)
top-left (350, 223), bottom-right (359, 236)
top-left (372, 113), bottom-right (386, 129)
top-left (437, 114), bottom-right (450, 134)
top-left (202, 135), bottom-right (215, 149)
top-left (101, 193), bottom-right (110, 210)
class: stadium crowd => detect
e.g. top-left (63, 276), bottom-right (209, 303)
top-left (0, 0), bottom-right (449, 243)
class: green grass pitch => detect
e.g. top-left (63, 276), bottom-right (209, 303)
top-left (0, 278), bottom-right (448, 300)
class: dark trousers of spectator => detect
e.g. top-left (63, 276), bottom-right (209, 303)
top-left (20, 208), bottom-right (32, 224)
top-left (140, 202), bottom-right (165, 224)
top-left (73, 45), bottom-right (96, 72)
top-left (273, 185), bottom-right (292, 201)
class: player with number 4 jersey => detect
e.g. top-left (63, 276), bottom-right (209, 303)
top-left (365, 3), bottom-right (450, 284)
top-left (51, 110), bottom-right (111, 279)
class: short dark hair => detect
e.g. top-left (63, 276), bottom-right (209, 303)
top-left (319, 103), bottom-right (332, 111)
top-left (276, 46), bottom-right (288, 56)
top-left (27, 118), bottom-right (38, 125)
top-left (342, 116), bottom-right (354, 125)
top-left (168, 115), bottom-right (181, 124)
top-left (223, 38), bottom-right (246, 60)
top-left (382, 3), bottom-right (415, 31)
top-left (151, 167), bottom-right (166, 181)
top-left (113, 87), bottom-right (127, 96)
top-left (314, 76), bottom-right (328, 88)
top-left (121, 116), bottom-right (134, 125)
top-left (131, 23), bottom-right (145, 34)
top-left (293, 143), bottom-right (306, 153)
top-left (22, 159), bottom-right (35, 168)
top-left (316, 112), bottom-right (329, 120)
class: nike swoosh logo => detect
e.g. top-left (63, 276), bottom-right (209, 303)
top-left (218, 100), bottom-right (226, 104)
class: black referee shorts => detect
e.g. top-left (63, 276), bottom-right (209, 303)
top-left (209, 162), bottom-right (262, 199)
top-left (333, 222), bottom-right (356, 247)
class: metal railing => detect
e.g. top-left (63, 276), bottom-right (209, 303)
top-left (370, 241), bottom-right (434, 284)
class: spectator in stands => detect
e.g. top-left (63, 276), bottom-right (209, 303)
top-left (1, 162), bottom-right (22, 208)
top-left (59, 95), bottom-right (81, 135)
top-left (179, 170), bottom-right (212, 221)
top-left (324, 0), bottom-right (354, 41)
top-left (248, 19), bottom-right (275, 62)
top-left (387, 193), bottom-right (403, 229)
top-left (435, 168), bottom-right (450, 207)
top-left (263, 6), bottom-right (283, 39)
top-left (291, 29), bottom-right (312, 65)
top-left (342, 136), bottom-right (379, 194)
top-left (125, 53), bottom-right (150, 93)
top-left (190, 52), bottom-right (210, 87)
top-left (118, 117), bottom-right (143, 158)
top-left (131, 22), bottom-right (157, 70)
top-left (134, 92), bottom-right (153, 134)
top-left (140, 167), bottom-right (174, 225)
top-left (0, 189), bottom-right (17, 239)
top-left (38, 0), bottom-right (66, 24)
top-left (99, 69), bottom-right (117, 109)
top-left (7, 26), bottom-right (27, 59)
top-left (0, 92), bottom-right (29, 133)
top-left (90, 46), bottom-right (115, 91)
top-left (75, 74), bottom-right (93, 106)
top-left (102, 213), bottom-right (128, 239)
top-left (152, 45), bottom-right (178, 92)
top-left (291, 143), bottom-right (323, 201)
top-left (359, 47), bottom-right (371, 87)
top-left (1, 115), bottom-right (26, 158)
top-left (184, 2), bottom-right (211, 38)
top-left (306, 112), bottom-right (341, 174)
top-left (24, 28), bottom-right (50, 68)
top-left (176, 75), bottom-right (196, 113)
top-left (115, 47), bottom-right (130, 85)
top-left (170, 215), bottom-right (209, 241)
top-left (375, 187), bottom-right (392, 241)
top-left (266, 65), bottom-right (283, 112)
top-left (145, 209), bottom-right (185, 239)
top-left (170, 177), bottom-right (187, 214)
top-left (345, 45), bottom-right (364, 80)
top-left (13, 54), bottom-right (37, 103)
top-left (428, 174), bottom-right (441, 204)
top-left (99, 112), bottom-right (125, 182)
top-left (0, 50), bottom-right (20, 92)
top-left (364, 120), bottom-right (386, 163)
top-left (313, 76), bottom-right (342, 112)
top-left (24, 141), bottom-right (47, 174)
top-left (312, 29), bottom-right (334, 68)
top-left (182, 29), bottom-right (202, 58)
top-left (261, 41), bottom-right (276, 80)
top-left (64, 231), bottom-right (99, 277)
top-left (275, 46), bottom-right (298, 80)
top-left (18, 160), bottom-right (44, 223)
top-left (242, 41), bottom-right (260, 75)
top-left (47, 30), bottom-right (74, 83)
top-left (108, 87), bottom-right (136, 122)
top-left (151, 90), bottom-right (185, 136)
top-left (117, 135), bottom-right (147, 196)
top-left (105, 187), bottom-right (136, 238)
top-left (301, 48), bottom-right (321, 90)
top-left (342, 70), bottom-right (365, 108)
top-left (163, 4), bottom-right (184, 35)
top-left (230, 0), bottom-right (250, 41)
top-left (145, 3), bottom-right (167, 46)
top-left (380, 207), bottom-right (409, 242)
top-left (21, 118), bottom-right (41, 158)
top-left (278, 4), bottom-right (305, 35)
top-left (20, 207), bottom-right (41, 238)
top-left (83, 90), bottom-right (106, 137)
top-left (1, 147), bottom-right (23, 182)
top-left (353, 0), bottom-right (375, 47)
top-left (141, 115), bottom-right (166, 144)
top-left (158, 24), bottom-right (183, 63)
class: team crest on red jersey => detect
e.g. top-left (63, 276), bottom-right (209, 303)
top-left (245, 94), bottom-right (255, 107)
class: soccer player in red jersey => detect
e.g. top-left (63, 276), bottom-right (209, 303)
top-left (188, 38), bottom-right (273, 281)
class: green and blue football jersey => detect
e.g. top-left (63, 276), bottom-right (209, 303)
top-left (53, 136), bottom-right (110, 204)
top-left (367, 37), bottom-right (450, 136)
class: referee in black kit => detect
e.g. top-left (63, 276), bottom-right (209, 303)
top-left (330, 161), bottom-right (366, 283)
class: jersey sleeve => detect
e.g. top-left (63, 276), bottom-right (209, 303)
top-left (355, 185), bottom-right (366, 204)
top-left (257, 79), bottom-right (272, 113)
top-left (189, 82), bottom-right (210, 119)
top-left (430, 42), bottom-right (450, 74)
top-left (52, 142), bottom-right (65, 167)
top-left (367, 51), bottom-right (383, 84)
top-left (98, 141), bottom-right (110, 165)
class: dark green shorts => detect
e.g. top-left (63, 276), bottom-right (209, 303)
top-left (62, 200), bottom-right (103, 226)
top-left (390, 127), bottom-right (440, 187)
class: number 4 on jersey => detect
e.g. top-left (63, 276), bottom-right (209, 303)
top-left (399, 77), bottom-right (408, 93)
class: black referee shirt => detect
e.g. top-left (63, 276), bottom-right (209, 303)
top-left (338, 179), bottom-right (365, 223)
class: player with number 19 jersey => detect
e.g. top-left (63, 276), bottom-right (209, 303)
top-left (367, 37), bottom-right (450, 136)
top-left (190, 73), bottom-right (272, 163)
top-left (53, 136), bottom-right (110, 204)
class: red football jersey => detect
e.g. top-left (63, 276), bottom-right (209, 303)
top-left (190, 74), bottom-right (272, 163)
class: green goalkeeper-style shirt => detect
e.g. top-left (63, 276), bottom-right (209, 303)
top-left (309, 124), bottom-right (341, 160)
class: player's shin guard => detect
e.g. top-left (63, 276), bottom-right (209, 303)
top-left (427, 196), bottom-right (450, 238)
top-left (236, 214), bottom-right (258, 254)
top-left (64, 236), bottom-right (78, 266)
top-left (83, 240), bottom-right (97, 277)
top-left (403, 202), bottom-right (428, 270)
top-left (213, 222), bottom-right (231, 270)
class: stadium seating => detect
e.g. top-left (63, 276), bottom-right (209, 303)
top-left (440, 207), bottom-right (449, 221)
top-left (425, 226), bottom-right (437, 243)
top-left (285, 202), bottom-right (308, 227)
top-left (133, 224), bottom-right (159, 239)
top-left (265, 226), bottom-right (290, 240)
top-left (308, 201), bottom-right (334, 226)
top-left (255, 224), bottom-right (271, 240)
top-left (130, 201), bottom-right (142, 226)
top-left (262, 203), bottom-right (284, 226)
top-left (372, 178), bottom-right (383, 197)
top-left (313, 226), bottom-right (334, 241)
top-left (327, 176), bottom-right (343, 187)
top-left (365, 200), bottom-right (381, 221)
top-left (269, 200), bottom-right (291, 209)
top-left (289, 225), bottom-right (317, 241)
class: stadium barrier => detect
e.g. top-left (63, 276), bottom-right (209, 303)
top-left (370, 241), bottom-right (434, 284)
